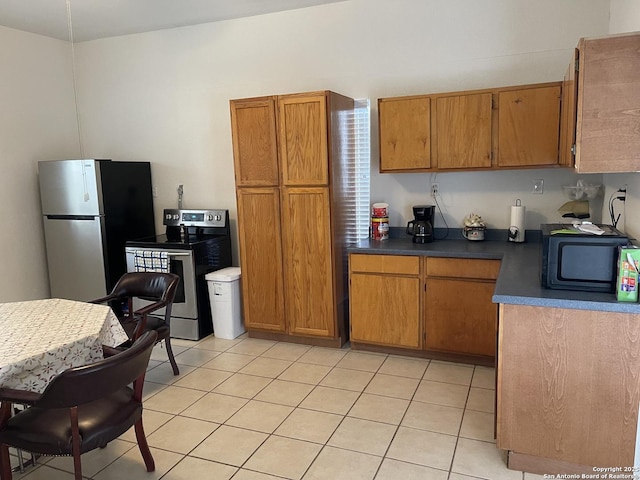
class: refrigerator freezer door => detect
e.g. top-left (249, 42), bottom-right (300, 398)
top-left (43, 216), bottom-right (107, 301)
top-left (39, 160), bottom-right (103, 216)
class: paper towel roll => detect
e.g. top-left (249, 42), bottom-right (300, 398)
top-left (509, 200), bottom-right (526, 243)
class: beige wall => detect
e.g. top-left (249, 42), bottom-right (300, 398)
top-left (72, 0), bottom-right (610, 260)
top-left (603, 0), bottom-right (640, 240)
top-left (0, 26), bottom-right (80, 301)
top-left (1, 1), bottom-right (626, 299)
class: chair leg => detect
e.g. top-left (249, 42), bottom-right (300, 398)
top-left (72, 454), bottom-right (82, 480)
top-left (164, 338), bottom-right (180, 375)
top-left (69, 407), bottom-right (83, 480)
top-left (134, 418), bottom-right (155, 472)
top-left (15, 450), bottom-right (23, 473)
top-left (0, 444), bottom-right (13, 480)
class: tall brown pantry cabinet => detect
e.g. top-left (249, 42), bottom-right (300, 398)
top-left (230, 91), bottom-right (354, 347)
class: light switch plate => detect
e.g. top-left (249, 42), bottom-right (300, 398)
top-left (533, 179), bottom-right (544, 194)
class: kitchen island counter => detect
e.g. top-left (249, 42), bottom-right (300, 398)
top-left (348, 237), bottom-right (640, 314)
top-left (349, 236), bottom-right (640, 474)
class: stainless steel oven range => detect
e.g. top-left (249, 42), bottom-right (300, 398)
top-left (125, 208), bottom-right (232, 340)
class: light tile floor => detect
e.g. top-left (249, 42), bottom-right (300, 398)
top-left (8, 335), bottom-right (544, 480)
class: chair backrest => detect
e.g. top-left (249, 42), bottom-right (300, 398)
top-left (34, 330), bottom-right (158, 409)
top-left (111, 272), bottom-right (180, 305)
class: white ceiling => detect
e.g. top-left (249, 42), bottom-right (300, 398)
top-left (0, 0), bottom-right (347, 42)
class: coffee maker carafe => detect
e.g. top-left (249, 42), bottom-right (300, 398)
top-left (406, 205), bottom-right (435, 244)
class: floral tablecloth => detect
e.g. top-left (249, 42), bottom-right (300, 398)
top-left (0, 298), bottom-right (129, 394)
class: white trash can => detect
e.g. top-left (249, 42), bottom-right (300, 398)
top-left (205, 267), bottom-right (244, 339)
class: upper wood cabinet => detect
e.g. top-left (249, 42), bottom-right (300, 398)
top-left (435, 93), bottom-right (492, 169)
top-left (230, 97), bottom-right (279, 187)
top-left (278, 94), bottom-right (329, 185)
top-left (559, 48), bottom-right (579, 168)
top-left (378, 96), bottom-right (431, 172)
top-left (570, 32), bottom-right (640, 173)
top-left (378, 82), bottom-right (563, 173)
top-left (497, 85), bottom-right (561, 167)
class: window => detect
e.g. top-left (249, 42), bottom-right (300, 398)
top-left (342, 99), bottom-right (371, 243)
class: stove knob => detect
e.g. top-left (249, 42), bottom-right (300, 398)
top-left (215, 215), bottom-right (221, 221)
top-left (165, 213), bottom-right (172, 220)
top-left (207, 214), bottom-right (214, 221)
top-left (173, 214), bottom-right (180, 220)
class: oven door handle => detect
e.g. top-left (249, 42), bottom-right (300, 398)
top-left (126, 249), bottom-right (191, 257)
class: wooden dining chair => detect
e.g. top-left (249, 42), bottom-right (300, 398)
top-left (92, 272), bottom-right (181, 375)
top-left (0, 331), bottom-right (158, 480)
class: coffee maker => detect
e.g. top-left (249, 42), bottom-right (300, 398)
top-left (406, 205), bottom-right (435, 243)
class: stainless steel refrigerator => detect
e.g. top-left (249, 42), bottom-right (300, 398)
top-left (39, 159), bottom-right (155, 301)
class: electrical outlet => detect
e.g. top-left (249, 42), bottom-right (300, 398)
top-left (152, 186), bottom-right (158, 198)
top-left (533, 179), bottom-right (544, 194)
top-left (431, 183), bottom-right (439, 198)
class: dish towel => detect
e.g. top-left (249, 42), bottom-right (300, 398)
top-left (133, 250), bottom-right (170, 273)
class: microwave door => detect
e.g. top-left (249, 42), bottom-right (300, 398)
top-left (558, 244), bottom-right (617, 283)
top-left (545, 237), bottom-right (628, 292)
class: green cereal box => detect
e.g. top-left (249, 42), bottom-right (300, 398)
top-left (617, 246), bottom-right (640, 302)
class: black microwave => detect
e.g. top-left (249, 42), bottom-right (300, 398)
top-left (541, 223), bottom-right (629, 292)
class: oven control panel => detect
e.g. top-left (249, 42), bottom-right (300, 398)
top-left (163, 209), bottom-right (228, 228)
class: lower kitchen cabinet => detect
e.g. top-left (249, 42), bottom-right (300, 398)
top-left (348, 253), bottom-right (500, 363)
top-left (349, 254), bottom-right (421, 348)
top-left (425, 278), bottom-right (497, 356)
top-left (497, 303), bottom-right (640, 472)
top-left (425, 257), bottom-right (500, 357)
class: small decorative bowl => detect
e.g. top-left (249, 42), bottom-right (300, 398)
top-left (463, 226), bottom-right (486, 241)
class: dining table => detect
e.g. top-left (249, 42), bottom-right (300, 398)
top-left (0, 298), bottom-right (129, 394)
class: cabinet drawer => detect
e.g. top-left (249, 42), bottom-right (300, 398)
top-left (350, 254), bottom-right (419, 275)
top-left (427, 257), bottom-right (500, 280)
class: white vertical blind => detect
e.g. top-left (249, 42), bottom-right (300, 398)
top-left (343, 99), bottom-right (371, 243)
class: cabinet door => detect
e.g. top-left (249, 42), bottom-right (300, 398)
top-left (236, 188), bottom-right (286, 332)
top-left (278, 94), bottom-right (328, 186)
top-left (497, 86), bottom-right (561, 167)
top-left (379, 97), bottom-right (431, 171)
top-left (281, 187), bottom-right (335, 337)
top-left (350, 273), bottom-right (421, 348)
top-left (558, 49), bottom-right (578, 167)
top-left (435, 93), bottom-right (492, 169)
top-left (575, 33), bottom-right (640, 173)
top-left (425, 278), bottom-right (497, 356)
top-left (230, 97), bottom-right (279, 187)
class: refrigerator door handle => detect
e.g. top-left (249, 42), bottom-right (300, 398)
top-left (45, 215), bottom-right (100, 220)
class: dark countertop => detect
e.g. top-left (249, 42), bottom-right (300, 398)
top-left (347, 234), bottom-right (640, 315)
